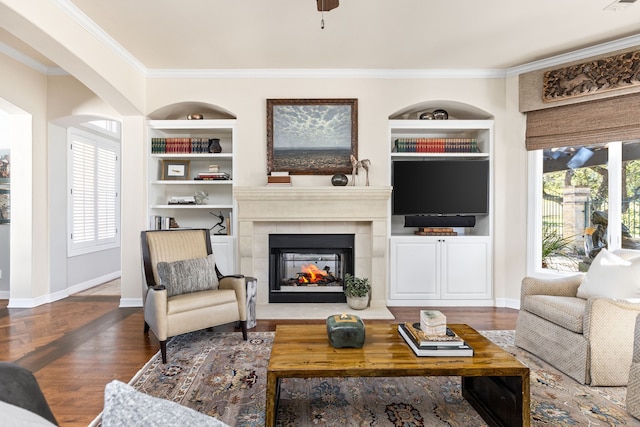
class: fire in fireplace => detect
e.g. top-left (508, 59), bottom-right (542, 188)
top-left (269, 234), bottom-right (354, 303)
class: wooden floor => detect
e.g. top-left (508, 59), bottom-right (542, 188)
top-left (0, 296), bottom-right (518, 427)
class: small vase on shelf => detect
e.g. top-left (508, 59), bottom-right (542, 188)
top-left (208, 138), bottom-right (222, 153)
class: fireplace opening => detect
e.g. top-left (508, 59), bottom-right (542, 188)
top-left (269, 234), bottom-right (354, 303)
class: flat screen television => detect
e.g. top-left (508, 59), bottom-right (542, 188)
top-left (392, 159), bottom-right (489, 216)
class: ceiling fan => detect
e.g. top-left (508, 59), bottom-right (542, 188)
top-left (316, 0), bottom-right (339, 11)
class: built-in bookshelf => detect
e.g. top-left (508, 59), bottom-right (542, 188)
top-left (387, 119), bottom-right (494, 306)
top-left (147, 119), bottom-right (236, 235)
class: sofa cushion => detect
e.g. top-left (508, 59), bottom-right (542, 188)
top-left (522, 295), bottom-right (586, 333)
top-left (0, 401), bottom-right (57, 427)
top-left (102, 380), bottom-right (229, 427)
top-left (577, 248), bottom-right (640, 300)
top-left (157, 254), bottom-right (219, 297)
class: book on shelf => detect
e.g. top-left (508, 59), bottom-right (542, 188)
top-left (414, 227), bottom-right (458, 236)
top-left (168, 195), bottom-right (196, 204)
top-left (195, 172), bottom-right (230, 180)
top-left (398, 324), bottom-right (473, 357)
top-left (150, 137), bottom-right (214, 154)
top-left (150, 216), bottom-right (179, 230)
top-left (402, 322), bottom-right (464, 347)
top-left (393, 138), bottom-right (478, 154)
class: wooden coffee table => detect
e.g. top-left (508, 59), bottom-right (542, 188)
top-left (266, 323), bottom-right (529, 427)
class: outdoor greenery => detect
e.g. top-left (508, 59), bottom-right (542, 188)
top-left (343, 273), bottom-right (371, 298)
top-left (542, 143), bottom-right (640, 272)
top-left (541, 226), bottom-right (578, 269)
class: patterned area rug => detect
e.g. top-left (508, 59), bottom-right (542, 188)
top-left (129, 329), bottom-right (638, 426)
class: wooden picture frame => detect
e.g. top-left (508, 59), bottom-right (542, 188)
top-left (267, 98), bottom-right (358, 175)
top-left (162, 160), bottom-right (190, 180)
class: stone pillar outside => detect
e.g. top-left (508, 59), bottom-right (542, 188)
top-left (562, 186), bottom-right (591, 251)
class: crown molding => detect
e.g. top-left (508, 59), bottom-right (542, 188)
top-left (51, 0), bottom-right (147, 75)
top-left (506, 33), bottom-right (640, 77)
top-left (146, 68), bottom-right (506, 79)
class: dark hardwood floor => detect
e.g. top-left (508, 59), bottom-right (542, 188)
top-left (0, 296), bottom-right (518, 427)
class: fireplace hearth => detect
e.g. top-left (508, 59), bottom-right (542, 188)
top-left (269, 234), bottom-right (354, 303)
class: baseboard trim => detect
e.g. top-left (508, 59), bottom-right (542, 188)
top-left (119, 298), bottom-right (142, 308)
top-left (67, 271), bottom-right (121, 295)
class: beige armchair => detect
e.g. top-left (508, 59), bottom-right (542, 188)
top-left (515, 249), bottom-right (640, 386)
top-left (141, 229), bottom-right (247, 363)
top-left (626, 314), bottom-right (640, 419)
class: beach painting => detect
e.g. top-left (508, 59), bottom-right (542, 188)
top-left (267, 99), bottom-right (357, 175)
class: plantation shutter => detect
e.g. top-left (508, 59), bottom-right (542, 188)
top-left (69, 128), bottom-right (119, 253)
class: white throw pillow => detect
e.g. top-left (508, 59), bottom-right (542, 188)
top-left (576, 248), bottom-right (640, 299)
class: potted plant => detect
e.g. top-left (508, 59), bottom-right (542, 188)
top-left (343, 273), bottom-right (371, 310)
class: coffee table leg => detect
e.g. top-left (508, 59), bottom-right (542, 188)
top-left (462, 375), bottom-right (529, 427)
top-left (265, 372), bottom-right (281, 427)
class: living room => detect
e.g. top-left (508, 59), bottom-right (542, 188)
top-left (2, 1), bottom-right (640, 425)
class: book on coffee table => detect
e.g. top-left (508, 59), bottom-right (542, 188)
top-left (403, 322), bottom-right (465, 347)
top-left (398, 324), bottom-right (474, 357)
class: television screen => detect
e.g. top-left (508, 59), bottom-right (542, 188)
top-left (392, 159), bottom-right (489, 216)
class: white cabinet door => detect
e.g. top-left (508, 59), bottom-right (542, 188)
top-left (389, 236), bottom-right (491, 303)
top-left (440, 238), bottom-right (490, 299)
top-left (389, 238), bottom-right (439, 300)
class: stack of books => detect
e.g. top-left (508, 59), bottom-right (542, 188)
top-left (168, 196), bottom-right (196, 205)
top-left (398, 321), bottom-right (473, 357)
top-left (267, 171), bottom-right (291, 186)
top-left (194, 172), bottom-right (230, 181)
top-left (414, 227), bottom-right (458, 236)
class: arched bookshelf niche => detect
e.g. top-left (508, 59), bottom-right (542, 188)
top-left (146, 101), bottom-right (238, 272)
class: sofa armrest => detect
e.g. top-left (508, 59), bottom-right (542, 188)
top-left (584, 297), bottom-right (640, 385)
top-left (520, 274), bottom-right (584, 306)
top-left (219, 276), bottom-right (248, 321)
top-left (0, 362), bottom-right (58, 425)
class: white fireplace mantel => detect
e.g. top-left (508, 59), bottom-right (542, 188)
top-left (234, 186), bottom-right (392, 222)
top-left (234, 186), bottom-right (392, 314)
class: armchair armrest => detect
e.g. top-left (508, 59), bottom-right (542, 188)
top-left (219, 276), bottom-right (248, 320)
top-left (584, 297), bottom-right (640, 385)
top-left (520, 274), bottom-right (584, 306)
top-left (143, 286), bottom-right (168, 341)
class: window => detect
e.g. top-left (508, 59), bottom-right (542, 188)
top-left (531, 140), bottom-right (640, 273)
top-left (68, 127), bottom-right (120, 256)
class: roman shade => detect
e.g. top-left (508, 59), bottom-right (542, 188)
top-left (525, 92), bottom-right (640, 151)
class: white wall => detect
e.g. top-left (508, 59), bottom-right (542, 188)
top-left (131, 76), bottom-right (529, 307)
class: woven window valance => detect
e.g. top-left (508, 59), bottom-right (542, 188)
top-left (525, 92), bottom-right (640, 151)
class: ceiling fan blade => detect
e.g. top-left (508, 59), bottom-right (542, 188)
top-left (317, 0), bottom-right (339, 11)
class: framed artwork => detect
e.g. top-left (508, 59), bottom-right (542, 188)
top-left (267, 98), bottom-right (358, 175)
top-left (0, 188), bottom-right (9, 224)
top-left (162, 160), bottom-right (190, 180)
